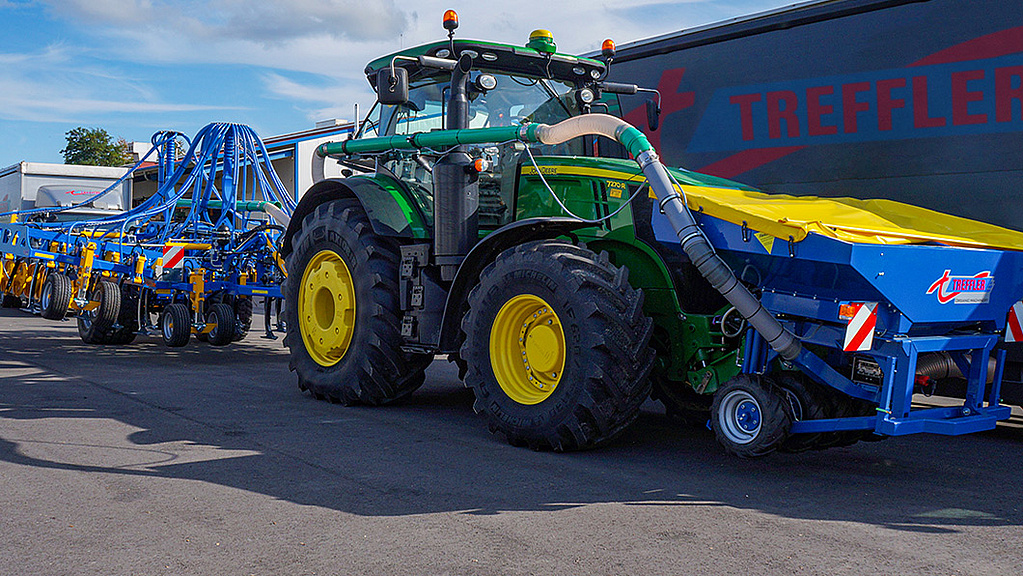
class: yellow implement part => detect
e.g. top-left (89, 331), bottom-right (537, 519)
top-left (658, 186), bottom-right (1023, 251)
top-left (189, 268), bottom-right (206, 312)
top-left (166, 241), bottom-right (213, 250)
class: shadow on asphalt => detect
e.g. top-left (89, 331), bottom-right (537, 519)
top-left (2, 307), bottom-right (1023, 532)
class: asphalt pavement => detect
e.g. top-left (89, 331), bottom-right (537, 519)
top-left (2, 306), bottom-right (1022, 575)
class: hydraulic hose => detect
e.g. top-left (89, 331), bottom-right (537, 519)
top-left (314, 114), bottom-right (802, 359)
top-left (535, 115), bottom-right (801, 360)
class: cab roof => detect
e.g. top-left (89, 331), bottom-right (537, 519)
top-left (364, 39), bottom-right (606, 90)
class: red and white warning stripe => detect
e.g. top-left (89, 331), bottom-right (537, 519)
top-left (843, 302), bottom-right (878, 352)
top-left (1006, 302), bottom-right (1023, 343)
top-left (162, 243), bottom-right (185, 270)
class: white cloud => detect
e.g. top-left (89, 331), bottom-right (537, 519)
top-left (0, 46), bottom-right (242, 124)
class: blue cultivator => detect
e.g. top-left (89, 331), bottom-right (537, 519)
top-left (0, 123), bottom-right (293, 347)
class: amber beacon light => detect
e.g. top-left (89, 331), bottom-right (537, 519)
top-left (443, 10), bottom-right (459, 30)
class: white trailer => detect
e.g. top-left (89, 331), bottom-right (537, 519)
top-left (0, 162), bottom-right (131, 222)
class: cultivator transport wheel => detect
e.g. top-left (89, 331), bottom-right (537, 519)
top-left (109, 285), bottom-right (139, 345)
top-left (461, 240), bottom-right (655, 451)
top-left (206, 303), bottom-right (235, 346)
top-left (232, 297), bottom-right (253, 341)
top-left (284, 198), bottom-right (428, 405)
top-left (161, 302), bottom-right (191, 347)
top-left (39, 273), bottom-right (72, 320)
top-left (2, 294), bottom-right (22, 308)
top-left (710, 374), bottom-right (792, 458)
top-left (774, 372), bottom-right (829, 453)
top-left (77, 280), bottom-right (121, 344)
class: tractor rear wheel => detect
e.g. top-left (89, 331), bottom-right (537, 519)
top-left (710, 374), bottom-right (792, 458)
top-left (2, 294), bottom-right (22, 308)
top-left (284, 198), bottom-right (427, 405)
top-left (461, 240), bottom-right (655, 451)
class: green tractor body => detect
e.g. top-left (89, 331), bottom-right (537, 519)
top-left (282, 31), bottom-right (754, 449)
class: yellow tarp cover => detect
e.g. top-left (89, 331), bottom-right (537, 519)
top-left (673, 186), bottom-right (1023, 252)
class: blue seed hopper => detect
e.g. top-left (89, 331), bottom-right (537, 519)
top-left (654, 186), bottom-right (1023, 437)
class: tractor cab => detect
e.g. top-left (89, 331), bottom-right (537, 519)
top-left (350, 31), bottom-right (645, 231)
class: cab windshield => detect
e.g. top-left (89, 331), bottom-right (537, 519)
top-left (363, 72), bottom-right (581, 145)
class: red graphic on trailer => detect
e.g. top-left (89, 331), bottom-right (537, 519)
top-left (926, 270), bottom-right (993, 304)
top-left (623, 25), bottom-right (1023, 179)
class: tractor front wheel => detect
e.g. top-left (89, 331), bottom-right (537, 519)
top-left (461, 240), bottom-right (655, 451)
top-left (283, 198), bottom-right (427, 405)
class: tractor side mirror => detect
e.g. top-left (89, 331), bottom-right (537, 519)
top-left (646, 98), bottom-right (661, 132)
top-left (376, 67), bottom-right (409, 105)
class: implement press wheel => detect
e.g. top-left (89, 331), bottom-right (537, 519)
top-left (711, 374), bottom-right (792, 458)
top-left (284, 198), bottom-right (427, 405)
top-left (206, 302), bottom-right (236, 346)
top-left (161, 302), bottom-right (191, 347)
top-left (40, 273), bottom-right (72, 320)
top-left (461, 240), bottom-right (655, 451)
top-left (77, 280), bottom-right (121, 344)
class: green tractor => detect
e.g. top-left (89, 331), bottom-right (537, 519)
top-left (282, 16), bottom-right (760, 451)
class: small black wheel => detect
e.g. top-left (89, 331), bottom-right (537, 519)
top-left (233, 297), bottom-right (252, 341)
top-left (77, 280), bottom-right (121, 344)
top-left (109, 285), bottom-right (140, 345)
top-left (774, 372), bottom-right (829, 453)
top-left (283, 198), bottom-right (428, 404)
top-left (161, 302), bottom-right (191, 347)
top-left (40, 273), bottom-right (72, 320)
top-left (710, 374), bottom-right (792, 458)
top-left (206, 303), bottom-right (235, 346)
top-left (461, 240), bottom-right (655, 451)
top-left (2, 294), bottom-right (22, 308)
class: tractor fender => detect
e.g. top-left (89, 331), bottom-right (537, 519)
top-left (282, 176), bottom-right (425, 257)
top-left (437, 217), bottom-right (593, 352)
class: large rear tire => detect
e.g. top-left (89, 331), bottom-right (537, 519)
top-left (461, 240), bottom-right (655, 451)
top-left (284, 198), bottom-right (427, 405)
top-left (1, 294), bottom-right (22, 308)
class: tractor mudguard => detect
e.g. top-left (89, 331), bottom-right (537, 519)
top-left (436, 217), bottom-right (593, 351)
top-left (282, 176), bottom-right (428, 257)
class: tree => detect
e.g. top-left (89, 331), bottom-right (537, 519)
top-left (60, 127), bottom-right (131, 167)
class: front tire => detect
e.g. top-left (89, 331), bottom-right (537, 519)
top-left (461, 240), bottom-right (655, 451)
top-left (284, 198), bottom-right (427, 405)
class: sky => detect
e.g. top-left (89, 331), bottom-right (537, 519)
top-left (0, 0), bottom-right (794, 167)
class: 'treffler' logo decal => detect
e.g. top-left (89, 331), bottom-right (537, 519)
top-left (926, 270), bottom-right (994, 304)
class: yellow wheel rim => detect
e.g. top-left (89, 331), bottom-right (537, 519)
top-left (299, 250), bottom-right (356, 367)
top-left (490, 294), bottom-right (566, 405)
